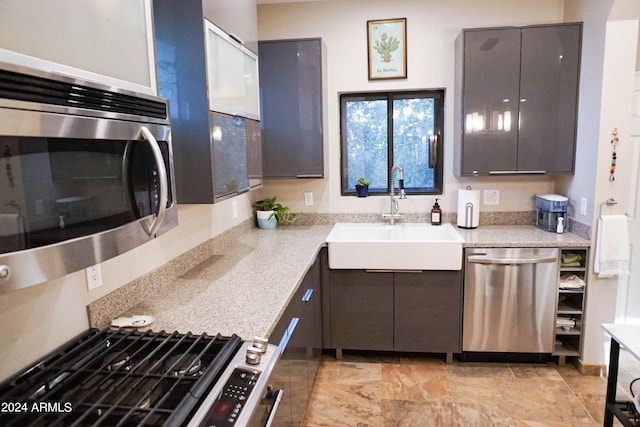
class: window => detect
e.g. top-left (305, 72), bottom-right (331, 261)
top-left (340, 90), bottom-right (444, 195)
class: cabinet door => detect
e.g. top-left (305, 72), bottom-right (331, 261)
top-left (259, 39), bottom-right (324, 178)
top-left (211, 112), bottom-right (250, 199)
top-left (329, 270), bottom-right (393, 351)
top-left (461, 28), bottom-right (521, 175)
top-left (518, 24), bottom-right (581, 173)
top-left (394, 271), bottom-right (462, 353)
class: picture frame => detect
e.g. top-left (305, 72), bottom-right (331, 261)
top-left (367, 18), bottom-right (407, 80)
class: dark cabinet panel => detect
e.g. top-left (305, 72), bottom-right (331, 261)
top-left (259, 38), bottom-right (324, 178)
top-left (460, 28), bottom-right (521, 175)
top-left (269, 252), bottom-right (322, 427)
top-left (326, 269), bottom-right (461, 355)
top-left (455, 23), bottom-right (581, 176)
top-left (329, 270), bottom-right (394, 351)
top-left (394, 271), bottom-right (462, 353)
top-left (518, 25), bottom-right (581, 173)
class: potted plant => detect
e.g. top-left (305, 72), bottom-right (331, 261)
top-left (253, 196), bottom-right (297, 229)
top-left (355, 177), bottom-right (371, 198)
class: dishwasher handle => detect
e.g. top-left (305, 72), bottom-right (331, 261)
top-left (467, 254), bottom-right (557, 265)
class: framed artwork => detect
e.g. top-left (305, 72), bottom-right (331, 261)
top-left (367, 18), bottom-right (407, 80)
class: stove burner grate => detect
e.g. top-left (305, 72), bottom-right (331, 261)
top-left (0, 328), bottom-right (242, 427)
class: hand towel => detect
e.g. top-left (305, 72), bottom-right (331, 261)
top-left (594, 214), bottom-right (630, 277)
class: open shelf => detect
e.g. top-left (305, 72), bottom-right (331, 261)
top-left (553, 248), bottom-right (588, 361)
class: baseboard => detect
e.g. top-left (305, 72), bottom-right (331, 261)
top-left (575, 358), bottom-right (605, 376)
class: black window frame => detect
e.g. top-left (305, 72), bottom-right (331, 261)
top-left (339, 89), bottom-right (445, 196)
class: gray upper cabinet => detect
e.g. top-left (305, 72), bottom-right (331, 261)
top-left (153, 0), bottom-right (260, 203)
top-left (454, 23), bottom-right (581, 176)
top-left (259, 38), bottom-right (324, 179)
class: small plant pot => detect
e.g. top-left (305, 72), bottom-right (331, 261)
top-left (355, 184), bottom-right (369, 198)
top-left (256, 210), bottom-right (277, 229)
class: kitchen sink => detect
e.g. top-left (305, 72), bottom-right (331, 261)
top-left (325, 223), bottom-right (464, 270)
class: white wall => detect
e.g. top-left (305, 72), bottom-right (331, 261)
top-left (256, 0), bottom-right (565, 216)
top-left (0, 196), bottom-right (253, 381)
top-left (564, 0), bottom-right (640, 366)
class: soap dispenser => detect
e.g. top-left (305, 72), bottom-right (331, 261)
top-left (431, 199), bottom-right (442, 226)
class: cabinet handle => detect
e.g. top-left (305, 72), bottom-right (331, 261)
top-left (489, 170), bottom-right (546, 175)
top-left (296, 174), bottom-right (323, 178)
top-left (302, 288), bottom-right (314, 302)
top-left (277, 317), bottom-right (299, 353)
top-left (468, 255), bottom-right (557, 264)
top-left (364, 269), bottom-right (422, 273)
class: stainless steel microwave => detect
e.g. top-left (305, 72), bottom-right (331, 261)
top-left (0, 61), bottom-right (178, 293)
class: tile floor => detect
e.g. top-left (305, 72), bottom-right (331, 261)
top-left (302, 350), bottom-right (640, 427)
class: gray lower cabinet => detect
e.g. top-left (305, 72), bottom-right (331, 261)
top-left (258, 38), bottom-right (324, 178)
top-left (328, 270), bottom-right (394, 352)
top-left (394, 271), bottom-right (462, 353)
top-left (454, 23), bottom-right (581, 176)
top-left (326, 268), bottom-right (462, 356)
top-left (269, 254), bottom-right (321, 427)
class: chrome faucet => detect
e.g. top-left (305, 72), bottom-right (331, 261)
top-left (382, 164), bottom-right (407, 225)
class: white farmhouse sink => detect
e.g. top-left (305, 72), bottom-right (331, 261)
top-left (325, 223), bottom-right (464, 271)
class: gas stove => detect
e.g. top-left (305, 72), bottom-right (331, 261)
top-left (0, 328), bottom-right (280, 426)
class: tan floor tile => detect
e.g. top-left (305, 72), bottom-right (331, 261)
top-left (380, 399), bottom-right (515, 427)
top-left (496, 377), bottom-right (594, 424)
top-left (337, 362), bottom-right (382, 385)
top-left (447, 361), bottom-right (514, 379)
top-left (304, 382), bottom-right (381, 426)
top-left (304, 353), bottom-right (622, 426)
top-left (381, 363), bottom-right (451, 402)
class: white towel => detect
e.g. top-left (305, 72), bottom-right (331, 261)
top-left (594, 214), bottom-right (630, 277)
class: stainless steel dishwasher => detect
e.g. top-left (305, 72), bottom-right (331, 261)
top-left (463, 247), bottom-right (559, 355)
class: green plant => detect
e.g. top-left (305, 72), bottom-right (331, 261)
top-left (374, 32), bottom-right (399, 63)
top-left (357, 177), bottom-right (371, 186)
top-left (252, 196), bottom-right (298, 224)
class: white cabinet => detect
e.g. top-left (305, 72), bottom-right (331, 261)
top-left (205, 20), bottom-right (260, 120)
top-left (0, 0), bottom-right (156, 95)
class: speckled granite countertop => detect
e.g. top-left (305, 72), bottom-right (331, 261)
top-left (88, 222), bottom-right (333, 341)
top-left (88, 221), bottom-right (589, 342)
top-left (456, 225), bottom-right (590, 248)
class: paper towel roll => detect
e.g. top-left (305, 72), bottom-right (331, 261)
top-left (457, 188), bottom-right (480, 228)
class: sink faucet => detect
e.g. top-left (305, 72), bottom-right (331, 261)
top-left (382, 164), bottom-right (407, 225)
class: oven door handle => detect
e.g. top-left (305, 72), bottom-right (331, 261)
top-left (264, 389), bottom-right (284, 427)
top-left (136, 126), bottom-right (168, 236)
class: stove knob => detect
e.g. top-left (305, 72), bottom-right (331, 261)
top-left (246, 346), bottom-right (262, 365)
top-left (252, 336), bottom-right (268, 353)
top-left (0, 265), bottom-right (10, 281)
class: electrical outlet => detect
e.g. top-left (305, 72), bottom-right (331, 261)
top-left (35, 199), bottom-right (43, 215)
top-left (580, 197), bottom-right (587, 216)
top-left (85, 265), bottom-right (103, 291)
top-left (232, 200), bottom-right (238, 220)
top-left (304, 192), bottom-right (314, 206)
top-left (483, 189), bottom-right (500, 205)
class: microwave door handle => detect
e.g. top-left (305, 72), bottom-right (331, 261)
top-left (136, 126), bottom-right (168, 236)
